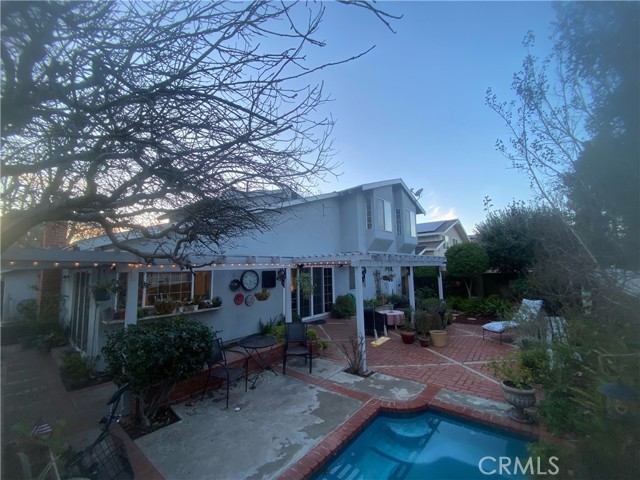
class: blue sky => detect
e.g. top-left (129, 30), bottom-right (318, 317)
top-left (304, 1), bottom-right (557, 233)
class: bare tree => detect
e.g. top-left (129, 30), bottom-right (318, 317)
top-left (1, 1), bottom-right (398, 264)
top-left (486, 2), bottom-right (639, 270)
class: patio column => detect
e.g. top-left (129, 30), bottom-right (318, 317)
top-left (124, 270), bottom-right (139, 326)
top-left (408, 266), bottom-right (415, 323)
top-left (354, 265), bottom-right (367, 372)
top-left (437, 266), bottom-right (444, 300)
top-left (284, 267), bottom-right (292, 323)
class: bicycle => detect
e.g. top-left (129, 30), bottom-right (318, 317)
top-left (63, 384), bottom-right (134, 480)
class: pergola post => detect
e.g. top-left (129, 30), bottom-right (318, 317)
top-left (437, 266), bottom-right (444, 300)
top-left (284, 267), bottom-right (292, 323)
top-left (124, 270), bottom-right (139, 326)
top-left (408, 266), bottom-right (415, 324)
top-left (354, 265), bottom-right (366, 372)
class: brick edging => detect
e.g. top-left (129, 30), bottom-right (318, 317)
top-left (277, 371), bottom-right (548, 480)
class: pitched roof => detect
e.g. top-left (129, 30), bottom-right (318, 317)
top-left (417, 219), bottom-right (459, 234)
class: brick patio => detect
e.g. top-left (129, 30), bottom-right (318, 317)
top-left (277, 318), bottom-right (549, 480)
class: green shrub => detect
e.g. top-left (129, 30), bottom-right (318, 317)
top-left (331, 295), bottom-right (355, 318)
top-left (102, 317), bottom-right (214, 426)
top-left (59, 352), bottom-right (93, 380)
top-left (259, 315), bottom-right (283, 335)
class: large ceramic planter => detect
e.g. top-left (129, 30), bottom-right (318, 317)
top-left (501, 380), bottom-right (536, 423)
top-left (400, 331), bottom-right (416, 344)
top-left (429, 330), bottom-right (447, 347)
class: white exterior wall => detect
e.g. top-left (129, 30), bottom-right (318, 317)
top-left (1, 270), bottom-right (40, 320)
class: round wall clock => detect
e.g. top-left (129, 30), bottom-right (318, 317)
top-left (240, 270), bottom-right (259, 291)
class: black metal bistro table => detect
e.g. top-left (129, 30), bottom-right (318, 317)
top-left (237, 334), bottom-right (277, 389)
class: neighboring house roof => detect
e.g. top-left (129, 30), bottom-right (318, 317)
top-left (416, 219), bottom-right (469, 242)
top-left (417, 219), bottom-right (459, 235)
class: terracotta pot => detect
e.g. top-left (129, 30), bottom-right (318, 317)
top-left (429, 329), bottom-right (447, 347)
top-left (400, 331), bottom-right (415, 344)
top-left (419, 337), bottom-right (429, 348)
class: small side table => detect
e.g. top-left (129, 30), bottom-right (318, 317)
top-left (238, 334), bottom-right (277, 389)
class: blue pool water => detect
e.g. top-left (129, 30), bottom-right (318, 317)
top-left (311, 410), bottom-right (532, 480)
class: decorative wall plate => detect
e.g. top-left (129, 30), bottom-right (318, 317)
top-left (244, 294), bottom-right (255, 306)
top-left (229, 279), bottom-right (241, 291)
top-left (233, 293), bottom-right (244, 305)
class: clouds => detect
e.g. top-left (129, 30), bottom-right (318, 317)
top-left (420, 191), bottom-right (458, 222)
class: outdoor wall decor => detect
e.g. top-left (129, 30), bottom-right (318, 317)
top-left (229, 279), bottom-right (241, 291)
top-left (233, 293), bottom-right (244, 305)
top-left (262, 270), bottom-right (277, 288)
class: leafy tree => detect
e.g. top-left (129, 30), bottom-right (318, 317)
top-left (487, 4), bottom-right (640, 475)
top-left (102, 317), bottom-right (214, 427)
top-left (486, 2), bottom-right (639, 270)
top-left (477, 202), bottom-right (576, 278)
top-left (444, 242), bottom-right (488, 298)
top-left (1, 1), bottom-right (398, 264)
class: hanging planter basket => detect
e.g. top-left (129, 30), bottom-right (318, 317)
top-left (93, 288), bottom-right (111, 302)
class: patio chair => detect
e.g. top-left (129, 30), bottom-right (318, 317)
top-left (201, 338), bottom-right (248, 408)
top-left (283, 322), bottom-right (312, 375)
top-left (482, 299), bottom-right (543, 344)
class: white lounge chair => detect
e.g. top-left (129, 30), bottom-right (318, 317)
top-left (482, 299), bottom-right (543, 343)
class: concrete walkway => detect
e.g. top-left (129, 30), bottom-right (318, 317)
top-left (1, 320), bottom-right (544, 480)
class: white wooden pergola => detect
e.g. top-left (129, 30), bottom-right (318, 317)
top-left (3, 248), bottom-right (445, 371)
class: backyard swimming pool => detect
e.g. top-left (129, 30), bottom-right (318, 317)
top-left (311, 410), bottom-right (532, 480)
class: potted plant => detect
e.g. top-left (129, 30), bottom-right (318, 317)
top-left (420, 298), bottom-right (448, 347)
top-left (399, 318), bottom-right (416, 344)
top-left (89, 279), bottom-right (123, 302)
top-left (154, 297), bottom-right (177, 315)
top-left (414, 310), bottom-right (432, 347)
top-left (297, 272), bottom-right (314, 298)
top-left (307, 328), bottom-right (329, 357)
top-left (487, 352), bottom-right (537, 423)
top-left (254, 289), bottom-right (270, 301)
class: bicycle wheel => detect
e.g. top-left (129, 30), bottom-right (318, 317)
top-left (65, 434), bottom-right (133, 480)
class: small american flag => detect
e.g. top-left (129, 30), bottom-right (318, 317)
top-left (31, 422), bottom-right (53, 439)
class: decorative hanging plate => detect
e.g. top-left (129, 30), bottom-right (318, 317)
top-left (244, 294), bottom-right (255, 306)
top-left (229, 279), bottom-right (241, 291)
top-left (233, 293), bottom-right (244, 305)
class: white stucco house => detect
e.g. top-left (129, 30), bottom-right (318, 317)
top-left (415, 219), bottom-right (470, 257)
top-left (2, 179), bottom-right (446, 370)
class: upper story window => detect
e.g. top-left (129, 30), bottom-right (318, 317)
top-left (377, 198), bottom-right (392, 232)
top-left (365, 196), bottom-right (373, 229)
top-left (396, 209), bottom-right (402, 236)
top-left (404, 210), bottom-right (417, 237)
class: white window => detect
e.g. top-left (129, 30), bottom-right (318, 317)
top-left (142, 271), bottom-right (211, 306)
top-left (365, 197), bottom-right (373, 229)
top-left (396, 209), bottom-right (402, 236)
top-left (376, 198), bottom-right (392, 232)
top-left (404, 210), bottom-right (417, 237)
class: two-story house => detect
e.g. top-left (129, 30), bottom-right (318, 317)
top-left (2, 179), bottom-right (445, 365)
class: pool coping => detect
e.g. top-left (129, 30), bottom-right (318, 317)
top-left (276, 368), bottom-right (556, 480)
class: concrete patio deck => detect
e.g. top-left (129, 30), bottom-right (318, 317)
top-left (1, 318), bottom-right (548, 480)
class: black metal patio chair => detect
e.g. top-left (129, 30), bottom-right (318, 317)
top-left (201, 338), bottom-right (248, 408)
top-left (283, 322), bottom-right (312, 375)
